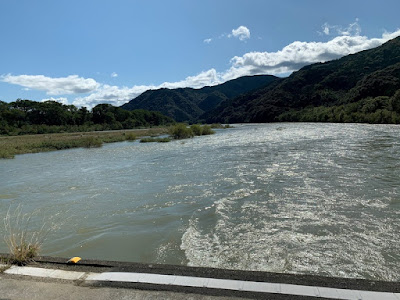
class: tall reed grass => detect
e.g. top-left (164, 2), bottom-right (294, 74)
top-left (3, 205), bottom-right (63, 264)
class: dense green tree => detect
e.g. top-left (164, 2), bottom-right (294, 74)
top-left (0, 100), bottom-right (174, 136)
top-left (389, 90), bottom-right (400, 113)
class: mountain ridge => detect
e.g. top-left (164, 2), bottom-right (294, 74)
top-left (205, 36), bottom-right (400, 124)
top-left (120, 75), bottom-right (279, 122)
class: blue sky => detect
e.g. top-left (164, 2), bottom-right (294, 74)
top-left (1, 0), bottom-right (400, 108)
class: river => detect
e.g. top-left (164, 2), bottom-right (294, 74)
top-left (0, 123), bottom-right (399, 281)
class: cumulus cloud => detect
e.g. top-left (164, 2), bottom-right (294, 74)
top-left (73, 69), bottom-right (222, 108)
top-left (159, 69), bottom-right (220, 89)
top-left (204, 38), bottom-right (212, 44)
top-left (72, 84), bottom-right (154, 108)
top-left (111, 72), bottom-right (118, 78)
top-left (41, 97), bottom-right (69, 105)
top-left (1, 74), bottom-right (99, 95)
top-left (229, 25), bottom-right (251, 41)
top-left (222, 28), bottom-right (400, 80)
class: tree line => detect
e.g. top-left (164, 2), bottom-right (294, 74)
top-left (277, 91), bottom-right (400, 124)
top-left (0, 99), bottom-right (175, 135)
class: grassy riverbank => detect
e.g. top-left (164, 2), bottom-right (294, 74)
top-left (0, 128), bottom-right (168, 159)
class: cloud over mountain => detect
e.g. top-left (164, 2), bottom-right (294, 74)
top-left (222, 28), bottom-right (400, 80)
top-left (72, 69), bottom-right (221, 108)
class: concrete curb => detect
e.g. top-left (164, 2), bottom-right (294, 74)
top-left (2, 264), bottom-right (400, 300)
top-left (23, 255), bottom-right (399, 292)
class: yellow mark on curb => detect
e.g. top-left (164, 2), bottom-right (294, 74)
top-left (68, 257), bottom-right (81, 264)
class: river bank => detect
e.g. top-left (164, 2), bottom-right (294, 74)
top-left (0, 127), bottom-right (169, 158)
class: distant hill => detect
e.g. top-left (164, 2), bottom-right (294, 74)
top-left (205, 36), bottom-right (400, 124)
top-left (120, 75), bottom-right (279, 122)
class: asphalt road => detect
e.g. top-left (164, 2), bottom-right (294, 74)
top-left (0, 276), bottom-right (247, 300)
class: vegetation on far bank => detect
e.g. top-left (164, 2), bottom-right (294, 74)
top-left (0, 100), bottom-right (174, 136)
top-left (0, 123), bottom-right (224, 158)
top-left (169, 123), bottom-right (215, 139)
top-left (0, 128), bottom-right (168, 159)
top-left (210, 123), bottom-right (234, 129)
top-left (140, 123), bottom-right (217, 142)
top-left (277, 92), bottom-right (400, 123)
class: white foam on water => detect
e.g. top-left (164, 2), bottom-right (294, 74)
top-left (181, 124), bottom-right (400, 281)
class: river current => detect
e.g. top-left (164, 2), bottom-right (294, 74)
top-left (0, 123), bottom-right (399, 281)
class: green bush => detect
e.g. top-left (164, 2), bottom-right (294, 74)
top-left (210, 123), bottom-right (233, 129)
top-left (124, 132), bottom-right (137, 141)
top-left (39, 140), bottom-right (78, 150)
top-left (0, 149), bottom-right (14, 159)
top-left (190, 124), bottom-right (203, 136)
top-left (169, 123), bottom-right (194, 139)
top-left (81, 137), bottom-right (103, 148)
top-left (201, 125), bottom-right (215, 135)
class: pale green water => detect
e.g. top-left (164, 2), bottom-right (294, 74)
top-left (0, 123), bottom-right (399, 281)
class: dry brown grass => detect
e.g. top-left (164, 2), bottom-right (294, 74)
top-left (0, 127), bottom-right (169, 159)
top-left (3, 205), bottom-right (41, 264)
top-left (3, 205), bottom-right (67, 264)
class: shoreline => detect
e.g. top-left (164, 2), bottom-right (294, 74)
top-left (0, 127), bottom-right (169, 158)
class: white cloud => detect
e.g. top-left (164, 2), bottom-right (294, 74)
top-left (204, 38), bottom-right (212, 44)
top-left (319, 19), bottom-right (361, 37)
top-left (159, 69), bottom-right (220, 89)
top-left (338, 19), bottom-right (361, 36)
top-left (41, 97), bottom-right (69, 105)
top-left (382, 30), bottom-right (400, 40)
top-left (1, 74), bottom-right (99, 95)
top-left (222, 28), bottom-right (400, 80)
top-left (73, 69), bottom-right (222, 108)
top-left (73, 84), bottom-right (154, 108)
top-left (229, 25), bottom-right (251, 41)
top-left (322, 23), bottom-right (330, 35)
top-left (111, 72), bottom-right (118, 78)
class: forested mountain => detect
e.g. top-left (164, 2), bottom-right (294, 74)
top-left (121, 75), bottom-right (279, 122)
top-left (206, 36), bottom-right (400, 124)
top-left (0, 100), bottom-right (174, 135)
